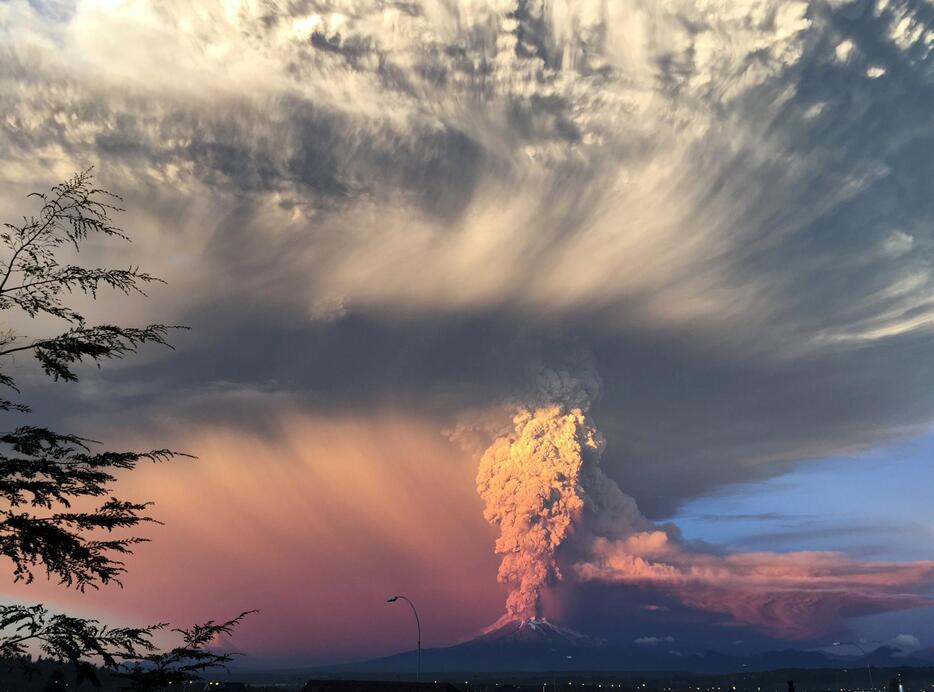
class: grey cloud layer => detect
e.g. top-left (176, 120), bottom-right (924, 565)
top-left (2, 0), bottom-right (934, 516)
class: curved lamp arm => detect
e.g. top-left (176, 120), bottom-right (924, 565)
top-left (387, 595), bottom-right (421, 681)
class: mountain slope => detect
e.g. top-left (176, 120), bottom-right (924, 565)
top-left (318, 618), bottom-right (934, 675)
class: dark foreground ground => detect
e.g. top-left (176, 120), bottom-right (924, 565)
top-left (0, 659), bottom-right (289, 692)
top-left (5, 663), bottom-right (933, 692)
top-left (195, 665), bottom-right (934, 692)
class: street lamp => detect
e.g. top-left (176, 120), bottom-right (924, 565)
top-left (833, 641), bottom-right (875, 692)
top-left (387, 595), bottom-right (421, 682)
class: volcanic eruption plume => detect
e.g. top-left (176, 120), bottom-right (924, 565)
top-left (475, 365), bottom-right (614, 625)
top-left (476, 405), bottom-right (598, 621)
top-left (473, 363), bottom-right (934, 638)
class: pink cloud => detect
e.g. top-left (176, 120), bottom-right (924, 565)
top-left (574, 532), bottom-right (934, 638)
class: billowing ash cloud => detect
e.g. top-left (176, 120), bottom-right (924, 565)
top-left (470, 353), bottom-right (934, 636)
top-left (475, 360), bottom-right (934, 637)
top-left (477, 403), bottom-right (598, 623)
top-left (474, 359), bottom-right (645, 625)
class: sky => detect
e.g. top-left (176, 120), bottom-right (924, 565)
top-left (2, 0), bottom-right (934, 667)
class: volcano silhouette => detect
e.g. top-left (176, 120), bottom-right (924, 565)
top-left (471, 618), bottom-right (605, 648)
top-left (315, 617), bottom-right (934, 675)
top-left (321, 618), bottom-right (658, 673)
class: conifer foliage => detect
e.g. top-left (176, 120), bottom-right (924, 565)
top-left (0, 170), bottom-right (249, 689)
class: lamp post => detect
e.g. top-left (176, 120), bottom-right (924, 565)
top-left (387, 595), bottom-right (421, 682)
top-left (833, 641), bottom-right (875, 692)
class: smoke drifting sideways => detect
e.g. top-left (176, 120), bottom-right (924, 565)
top-left (474, 362), bottom-right (934, 638)
top-left (576, 532), bottom-right (934, 639)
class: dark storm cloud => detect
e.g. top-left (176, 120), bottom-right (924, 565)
top-left (22, 298), bottom-right (934, 521)
top-left (2, 0), bottom-right (934, 519)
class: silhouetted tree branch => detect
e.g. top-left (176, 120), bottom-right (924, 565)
top-left (116, 611), bottom-right (257, 691)
top-left (0, 169), bottom-right (252, 689)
